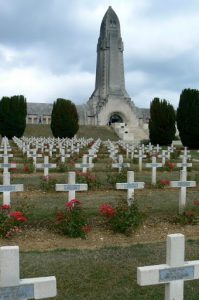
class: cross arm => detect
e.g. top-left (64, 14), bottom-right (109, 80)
top-left (137, 261), bottom-right (199, 286)
top-left (20, 276), bottom-right (57, 299)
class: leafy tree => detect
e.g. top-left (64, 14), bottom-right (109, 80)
top-left (51, 98), bottom-right (79, 138)
top-left (0, 95), bottom-right (27, 139)
top-left (176, 89), bottom-right (199, 149)
top-left (149, 98), bottom-right (176, 146)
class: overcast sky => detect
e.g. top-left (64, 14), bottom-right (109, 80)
top-left (0, 0), bottom-right (199, 109)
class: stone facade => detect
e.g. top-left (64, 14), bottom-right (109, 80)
top-left (26, 103), bottom-right (53, 124)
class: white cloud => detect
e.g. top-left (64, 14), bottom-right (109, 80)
top-left (0, 66), bottom-right (94, 103)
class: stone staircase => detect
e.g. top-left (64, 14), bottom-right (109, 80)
top-left (111, 123), bottom-right (149, 143)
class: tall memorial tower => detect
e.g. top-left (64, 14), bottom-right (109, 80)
top-left (86, 6), bottom-right (140, 128)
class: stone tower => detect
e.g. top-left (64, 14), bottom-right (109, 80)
top-left (86, 6), bottom-right (139, 128)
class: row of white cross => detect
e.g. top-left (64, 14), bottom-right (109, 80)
top-left (0, 169), bottom-right (196, 213)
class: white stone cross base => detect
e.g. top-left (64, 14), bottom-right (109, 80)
top-left (0, 246), bottom-right (57, 299)
top-left (137, 234), bottom-right (199, 300)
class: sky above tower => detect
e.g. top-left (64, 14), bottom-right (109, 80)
top-left (0, 0), bottom-right (199, 108)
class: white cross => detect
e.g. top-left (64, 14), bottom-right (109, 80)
top-left (112, 154), bottom-right (130, 173)
top-left (75, 155), bottom-right (94, 173)
top-left (176, 157), bottom-right (192, 172)
top-left (170, 170), bottom-right (196, 214)
top-left (153, 144), bottom-right (161, 153)
top-left (0, 246), bottom-right (56, 299)
top-left (0, 162), bottom-right (16, 173)
top-left (158, 150), bottom-right (169, 166)
top-left (58, 148), bottom-right (70, 163)
top-left (56, 171), bottom-right (88, 202)
top-left (28, 149), bottom-right (42, 167)
top-left (145, 156), bottom-right (162, 185)
top-left (0, 172), bottom-right (23, 205)
top-left (137, 233), bottom-right (199, 300)
top-left (134, 150), bottom-right (146, 171)
top-left (116, 171), bottom-right (145, 206)
top-left (179, 147), bottom-right (191, 160)
top-left (36, 156), bottom-right (57, 176)
top-left (0, 153), bottom-right (13, 167)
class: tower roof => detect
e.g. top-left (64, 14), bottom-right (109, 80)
top-left (100, 6), bottom-right (120, 37)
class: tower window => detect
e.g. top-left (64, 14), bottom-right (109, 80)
top-left (110, 19), bottom-right (116, 27)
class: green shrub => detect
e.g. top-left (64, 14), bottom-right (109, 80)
top-left (149, 98), bottom-right (176, 145)
top-left (51, 98), bottom-right (79, 138)
top-left (177, 89), bottom-right (199, 148)
top-left (0, 95), bottom-right (27, 138)
top-left (99, 199), bottom-right (143, 235)
top-left (0, 205), bottom-right (28, 238)
top-left (55, 199), bottom-right (91, 238)
top-left (40, 175), bottom-right (57, 192)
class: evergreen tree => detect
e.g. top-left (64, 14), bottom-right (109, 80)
top-left (176, 89), bottom-right (199, 149)
top-left (0, 95), bottom-right (27, 139)
top-left (149, 98), bottom-right (176, 146)
top-left (51, 98), bottom-right (79, 138)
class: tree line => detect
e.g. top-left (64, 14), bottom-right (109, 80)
top-left (0, 97), bottom-right (79, 139)
top-left (149, 88), bottom-right (199, 148)
top-left (0, 89), bottom-right (199, 148)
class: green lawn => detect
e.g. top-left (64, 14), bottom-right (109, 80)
top-left (20, 240), bottom-right (199, 300)
top-left (24, 124), bottom-right (118, 140)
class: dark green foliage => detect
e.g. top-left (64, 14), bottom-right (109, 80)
top-left (176, 89), bottom-right (199, 149)
top-left (51, 98), bottom-right (79, 138)
top-left (149, 98), bottom-right (176, 146)
top-left (0, 95), bottom-right (27, 139)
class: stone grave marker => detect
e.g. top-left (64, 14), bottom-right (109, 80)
top-left (0, 172), bottom-right (23, 205)
top-left (134, 149), bottom-right (146, 171)
top-left (56, 171), bottom-right (88, 202)
top-left (28, 149), bottom-right (42, 168)
top-left (170, 170), bottom-right (196, 213)
top-left (158, 150), bottom-right (169, 166)
top-left (75, 155), bottom-right (94, 173)
top-left (176, 156), bottom-right (192, 172)
top-left (112, 154), bottom-right (130, 173)
top-left (116, 171), bottom-right (145, 206)
top-left (137, 233), bottom-right (199, 300)
top-left (145, 156), bottom-right (162, 185)
top-left (0, 246), bottom-right (56, 299)
top-left (36, 156), bottom-right (56, 176)
top-left (0, 162), bottom-right (16, 174)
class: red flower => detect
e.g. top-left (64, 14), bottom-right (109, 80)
top-left (10, 211), bottom-right (23, 218)
top-left (99, 204), bottom-right (116, 218)
top-left (159, 180), bottom-right (170, 185)
top-left (185, 211), bottom-right (195, 217)
top-left (66, 199), bottom-right (81, 209)
top-left (82, 225), bottom-right (92, 233)
top-left (9, 211), bottom-right (27, 222)
top-left (15, 216), bottom-right (27, 222)
top-left (165, 161), bottom-right (176, 170)
top-left (24, 165), bottom-right (30, 172)
top-left (1, 204), bottom-right (11, 210)
top-left (194, 201), bottom-right (199, 206)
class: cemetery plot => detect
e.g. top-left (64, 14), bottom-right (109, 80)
top-left (1, 137), bottom-right (199, 299)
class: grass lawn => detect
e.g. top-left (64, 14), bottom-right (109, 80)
top-left (20, 240), bottom-right (199, 300)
